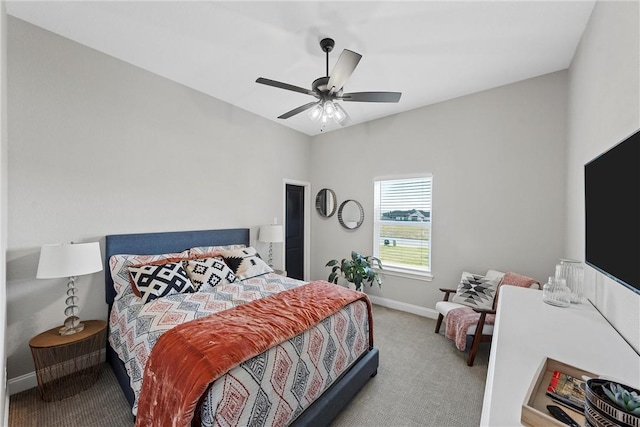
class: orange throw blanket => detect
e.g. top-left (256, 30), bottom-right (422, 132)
top-left (135, 281), bottom-right (374, 427)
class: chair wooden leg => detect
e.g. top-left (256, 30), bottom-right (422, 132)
top-left (434, 313), bottom-right (444, 333)
top-left (467, 312), bottom-right (487, 367)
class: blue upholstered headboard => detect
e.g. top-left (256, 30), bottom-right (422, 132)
top-left (104, 228), bottom-right (250, 306)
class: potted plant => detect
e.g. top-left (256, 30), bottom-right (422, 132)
top-left (326, 251), bottom-right (383, 291)
top-left (603, 382), bottom-right (640, 413)
top-left (585, 379), bottom-right (640, 427)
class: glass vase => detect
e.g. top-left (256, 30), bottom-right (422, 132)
top-left (543, 276), bottom-right (571, 308)
top-left (555, 259), bottom-right (584, 304)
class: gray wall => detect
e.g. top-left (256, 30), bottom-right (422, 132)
top-left (566, 0), bottom-right (640, 352)
top-left (6, 18), bottom-right (311, 378)
top-left (309, 72), bottom-right (568, 312)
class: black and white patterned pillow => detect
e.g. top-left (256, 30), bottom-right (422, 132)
top-left (183, 257), bottom-right (236, 291)
top-left (129, 262), bottom-right (194, 304)
top-left (221, 247), bottom-right (273, 280)
top-left (451, 271), bottom-right (501, 310)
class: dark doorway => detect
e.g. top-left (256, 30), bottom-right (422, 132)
top-left (285, 184), bottom-right (305, 280)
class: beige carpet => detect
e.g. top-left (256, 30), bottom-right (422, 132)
top-left (331, 306), bottom-right (489, 427)
top-left (9, 363), bottom-right (132, 427)
top-left (9, 305), bottom-right (488, 427)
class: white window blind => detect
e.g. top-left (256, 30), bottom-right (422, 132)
top-left (373, 176), bottom-right (432, 275)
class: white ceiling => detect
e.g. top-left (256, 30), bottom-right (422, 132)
top-left (6, 1), bottom-right (596, 136)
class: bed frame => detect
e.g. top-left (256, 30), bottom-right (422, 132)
top-left (104, 228), bottom-right (379, 426)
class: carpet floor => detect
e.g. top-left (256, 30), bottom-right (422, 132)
top-left (9, 305), bottom-right (489, 427)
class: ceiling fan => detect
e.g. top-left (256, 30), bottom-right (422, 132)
top-left (256, 38), bottom-right (402, 127)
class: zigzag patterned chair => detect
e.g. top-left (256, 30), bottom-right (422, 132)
top-left (434, 270), bottom-right (540, 366)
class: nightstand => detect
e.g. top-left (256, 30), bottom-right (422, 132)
top-left (29, 319), bottom-right (107, 401)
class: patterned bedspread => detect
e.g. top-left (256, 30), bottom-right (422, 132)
top-left (108, 273), bottom-right (371, 425)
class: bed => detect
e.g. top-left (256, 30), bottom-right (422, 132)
top-left (105, 228), bottom-right (379, 426)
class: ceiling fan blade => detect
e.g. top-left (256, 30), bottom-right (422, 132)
top-left (256, 77), bottom-right (315, 97)
top-left (277, 101), bottom-right (320, 119)
top-left (341, 91), bottom-right (402, 103)
top-left (327, 49), bottom-right (362, 94)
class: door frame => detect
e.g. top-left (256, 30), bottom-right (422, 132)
top-left (283, 179), bottom-right (311, 281)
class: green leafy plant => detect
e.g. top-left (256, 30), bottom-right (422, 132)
top-left (326, 251), bottom-right (383, 292)
top-left (603, 382), bottom-right (640, 415)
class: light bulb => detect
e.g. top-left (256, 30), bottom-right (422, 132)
top-left (308, 103), bottom-right (323, 121)
top-left (324, 101), bottom-right (336, 118)
top-left (333, 103), bottom-right (347, 123)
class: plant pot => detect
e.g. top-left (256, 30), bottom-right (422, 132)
top-left (585, 379), bottom-right (640, 427)
top-left (343, 281), bottom-right (360, 292)
top-left (335, 279), bottom-right (363, 292)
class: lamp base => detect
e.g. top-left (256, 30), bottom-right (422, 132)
top-left (268, 242), bottom-right (274, 268)
top-left (59, 316), bottom-right (84, 336)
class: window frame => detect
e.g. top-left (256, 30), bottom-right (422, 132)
top-left (373, 174), bottom-right (433, 281)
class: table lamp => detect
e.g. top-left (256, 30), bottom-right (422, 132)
top-left (37, 242), bottom-right (103, 335)
top-left (258, 224), bottom-right (283, 268)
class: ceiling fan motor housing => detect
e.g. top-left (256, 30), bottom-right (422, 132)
top-left (311, 77), bottom-right (329, 94)
top-left (320, 38), bottom-right (335, 53)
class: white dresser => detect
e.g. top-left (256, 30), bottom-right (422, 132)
top-left (480, 285), bottom-right (640, 426)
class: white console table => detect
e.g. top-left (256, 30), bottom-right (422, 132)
top-left (480, 285), bottom-right (640, 426)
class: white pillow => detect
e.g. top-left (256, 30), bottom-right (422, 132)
top-left (189, 244), bottom-right (246, 259)
top-left (451, 271), bottom-right (501, 310)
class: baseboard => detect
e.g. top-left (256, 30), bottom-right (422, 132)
top-left (8, 349), bottom-right (107, 396)
top-left (7, 371), bottom-right (35, 396)
top-left (368, 295), bottom-right (438, 319)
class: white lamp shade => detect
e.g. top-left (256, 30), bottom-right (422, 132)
top-left (37, 242), bottom-right (103, 279)
top-left (258, 225), bottom-right (284, 243)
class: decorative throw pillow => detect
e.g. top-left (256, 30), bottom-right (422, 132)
top-left (220, 247), bottom-right (273, 280)
top-left (183, 257), bottom-right (237, 292)
top-left (127, 257), bottom-right (195, 297)
top-left (109, 251), bottom-right (190, 300)
top-left (451, 271), bottom-right (501, 310)
top-left (128, 262), bottom-right (194, 304)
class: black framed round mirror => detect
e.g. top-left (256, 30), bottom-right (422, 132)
top-left (338, 199), bottom-right (364, 230)
top-left (315, 188), bottom-right (337, 218)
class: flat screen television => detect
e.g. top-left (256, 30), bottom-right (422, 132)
top-left (584, 128), bottom-right (639, 295)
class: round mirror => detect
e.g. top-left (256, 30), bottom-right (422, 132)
top-left (315, 188), bottom-right (337, 218)
top-left (338, 200), bottom-right (364, 230)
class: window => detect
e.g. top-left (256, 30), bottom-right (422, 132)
top-left (373, 175), bottom-right (432, 276)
